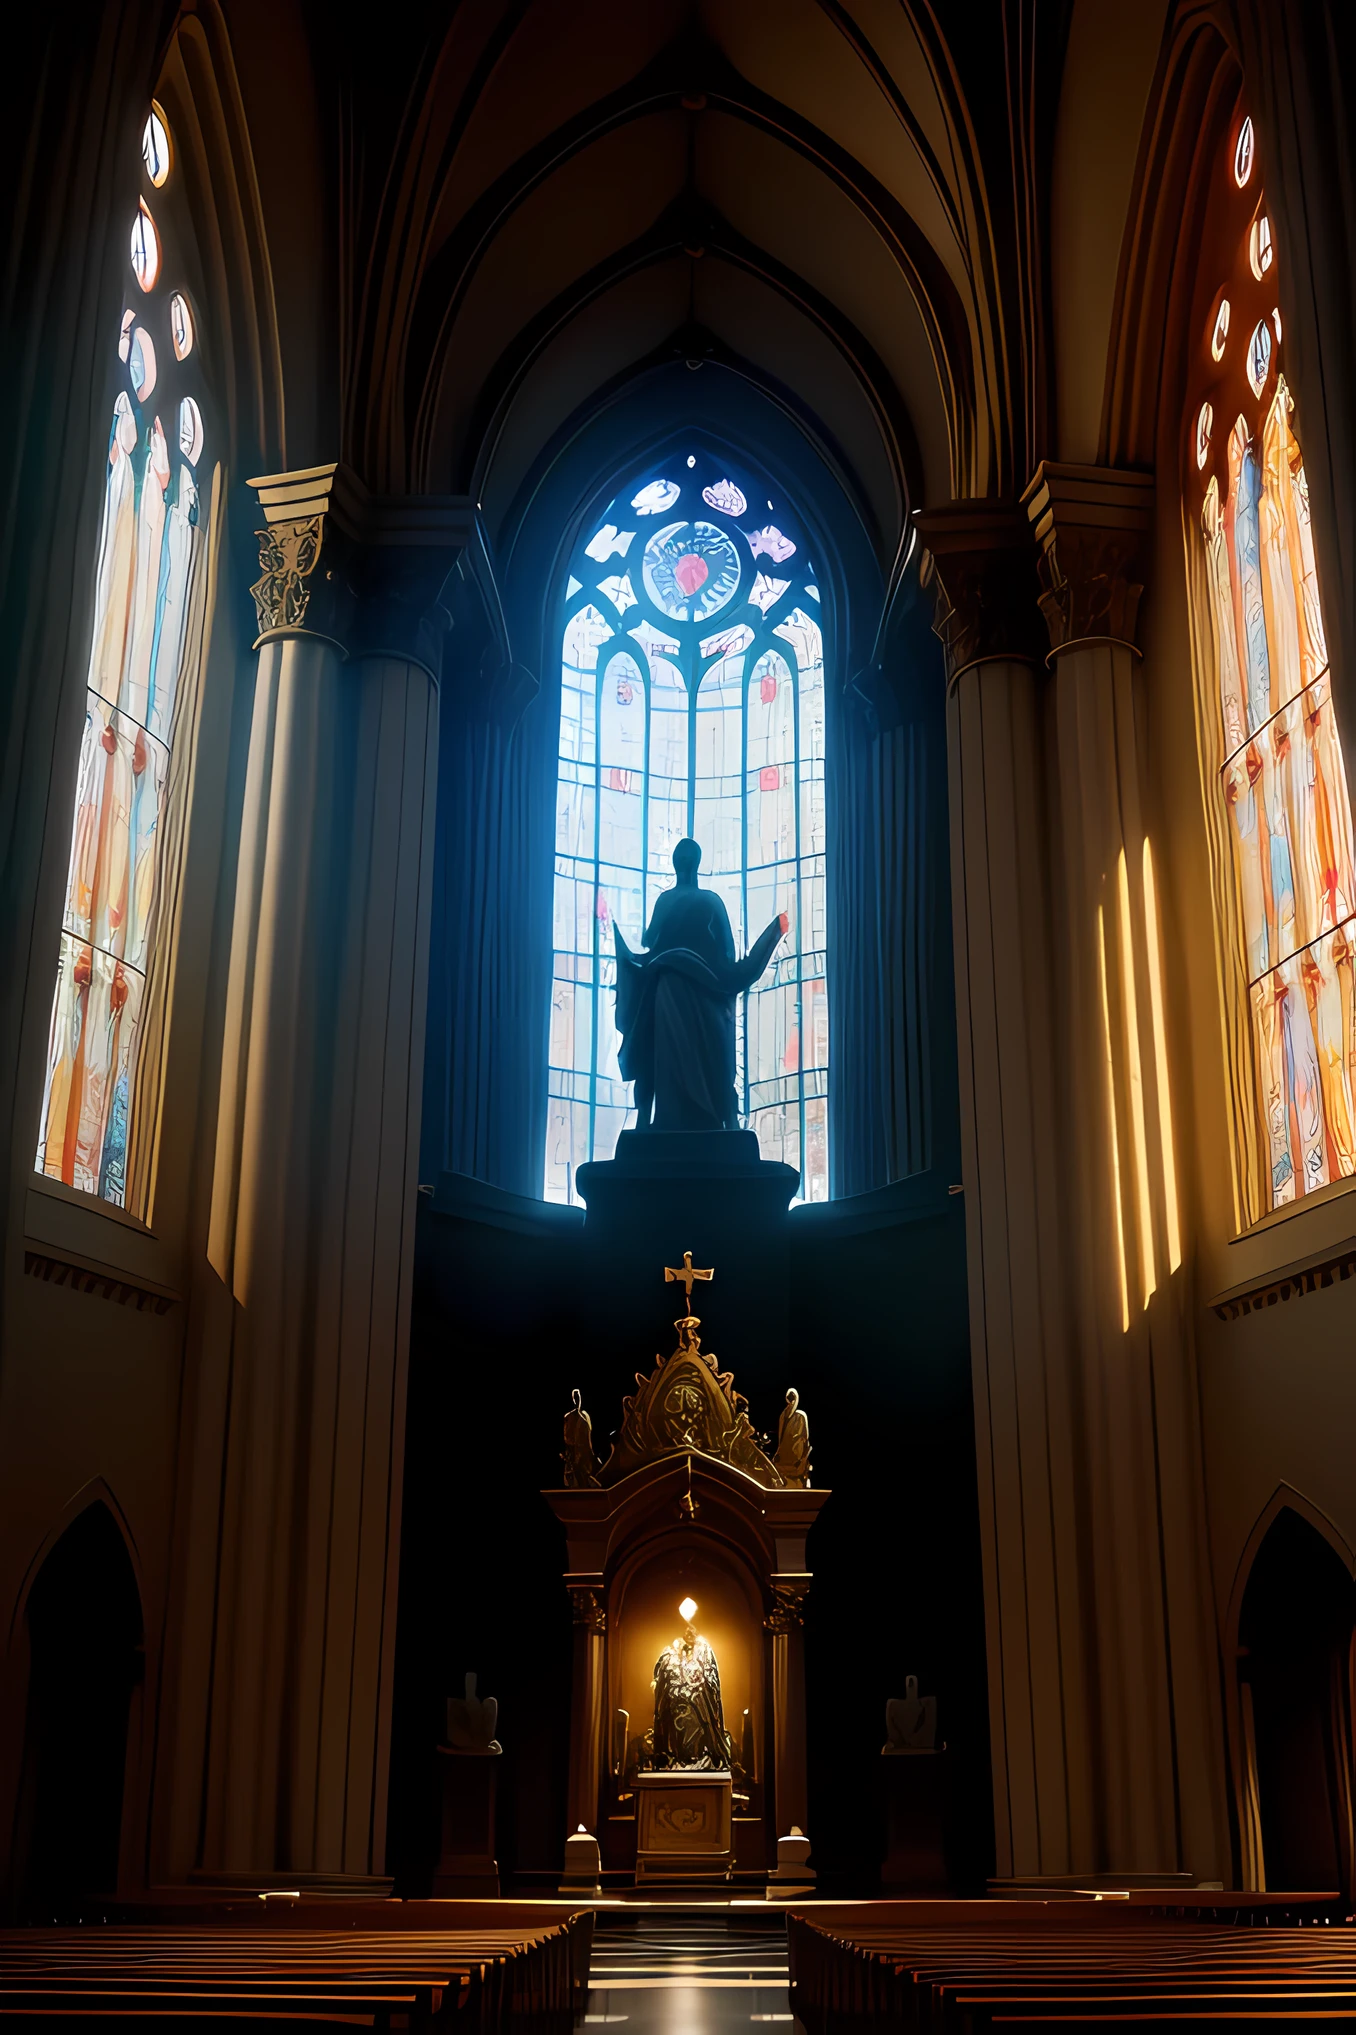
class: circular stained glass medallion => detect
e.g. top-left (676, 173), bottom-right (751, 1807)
top-left (642, 519), bottom-right (740, 623)
top-left (1234, 116), bottom-right (1254, 188)
top-left (170, 291), bottom-right (194, 360)
top-left (131, 201), bottom-right (161, 291)
top-left (142, 106), bottom-right (171, 187)
top-left (1210, 298), bottom-right (1230, 361)
top-left (631, 478), bottom-right (680, 515)
top-left (1247, 317), bottom-right (1273, 397)
top-left (178, 395), bottom-right (204, 464)
top-left (129, 326), bottom-right (157, 400)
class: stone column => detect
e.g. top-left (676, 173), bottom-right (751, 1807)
top-left (1024, 463), bottom-right (1228, 1880)
top-left (918, 483), bottom-right (1230, 1884)
top-left (565, 1585), bottom-right (606, 1841)
top-left (198, 464), bottom-right (463, 1884)
top-left (767, 1581), bottom-right (809, 1840)
top-left (916, 503), bottom-right (1093, 1881)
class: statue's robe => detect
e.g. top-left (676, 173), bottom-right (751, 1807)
top-left (614, 885), bottom-right (782, 1130)
top-left (652, 1634), bottom-right (728, 1769)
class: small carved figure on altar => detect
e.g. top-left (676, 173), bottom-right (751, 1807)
top-left (561, 1388), bottom-right (599, 1488)
top-left (775, 1387), bottom-right (812, 1486)
top-left (446, 1671), bottom-right (502, 1754)
top-left (675, 1313), bottom-right (703, 1357)
top-left (883, 1674), bottom-right (938, 1753)
top-left (651, 1596), bottom-right (730, 1770)
top-left (722, 1406), bottom-right (773, 1478)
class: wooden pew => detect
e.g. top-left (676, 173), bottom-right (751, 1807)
top-left (97, 1900), bottom-right (596, 2016)
top-left (0, 1904), bottom-right (592, 2032)
top-left (787, 1895), bottom-right (1354, 2035)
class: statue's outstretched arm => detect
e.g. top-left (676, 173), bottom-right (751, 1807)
top-left (732, 910), bottom-right (788, 989)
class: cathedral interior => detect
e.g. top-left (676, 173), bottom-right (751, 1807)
top-left (2, 0), bottom-right (1356, 2025)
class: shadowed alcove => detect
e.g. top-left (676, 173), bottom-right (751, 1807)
top-left (1237, 1507), bottom-right (1355, 1899)
top-left (13, 1504), bottom-right (143, 1914)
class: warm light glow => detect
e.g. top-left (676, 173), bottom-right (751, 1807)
top-left (1142, 840), bottom-right (1182, 1274)
top-left (1249, 213), bottom-right (1273, 278)
top-left (678, 1596), bottom-right (698, 1623)
top-left (1118, 849), bottom-right (1157, 1309)
top-left (1098, 905), bottom-right (1130, 1333)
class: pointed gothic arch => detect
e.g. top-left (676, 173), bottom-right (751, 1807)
top-left (7, 1493), bottom-right (145, 1912)
top-left (545, 440), bottom-right (830, 1199)
top-left (1224, 1485), bottom-right (1356, 1894)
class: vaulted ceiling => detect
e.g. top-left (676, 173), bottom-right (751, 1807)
top-left (328, 0), bottom-right (1085, 571)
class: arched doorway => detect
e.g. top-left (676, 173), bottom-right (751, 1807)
top-left (1238, 1506), bottom-right (1355, 1897)
top-left (13, 1503), bottom-right (143, 1914)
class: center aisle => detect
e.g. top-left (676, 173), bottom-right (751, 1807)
top-left (585, 1914), bottom-right (795, 2035)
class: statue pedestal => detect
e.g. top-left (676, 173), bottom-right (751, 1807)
top-left (634, 1770), bottom-right (733, 1884)
top-left (575, 1133), bottom-right (799, 1392)
top-left (431, 1748), bottom-right (499, 1896)
top-left (881, 1749), bottom-right (951, 1892)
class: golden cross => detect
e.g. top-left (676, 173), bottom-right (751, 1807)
top-left (664, 1251), bottom-right (714, 1304)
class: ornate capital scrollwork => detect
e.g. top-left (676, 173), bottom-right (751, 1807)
top-left (765, 1583), bottom-right (807, 1634)
top-left (250, 515), bottom-right (325, 634)
top-left (1022, 462), bottom-right (1155, 654)
top-left (246, 463), bottom-right (485, 676)
top-left (569, 1587), bottom-right (607, 1634)
top-left (913, 501), bottom-right (1045, 683)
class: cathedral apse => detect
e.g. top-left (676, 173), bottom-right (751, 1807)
top-left (14, 0), bottom-right (1352, 1953)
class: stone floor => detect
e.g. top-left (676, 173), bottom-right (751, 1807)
top-left (584, 1914), bottom-right (796, 2035)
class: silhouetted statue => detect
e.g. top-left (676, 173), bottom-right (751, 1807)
top-left (561, 1388), bottom-right (599, 1488)
top-left (614, 839), bottom-right (786, 1132)
top-left (883, 1676), bottom-right (938, 1753)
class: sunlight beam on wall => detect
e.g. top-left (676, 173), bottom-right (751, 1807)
top-left (1098, 902), bottom-right (1131, 1333)
top-left (1143, 837), bottom-right (1183, 1274)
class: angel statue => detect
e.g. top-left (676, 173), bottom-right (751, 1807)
top-left (651, 1596), bottom-right (729, 1770)
top-left (774, 1387), bottom-right (811, 1485)
top-left (561, 1388), bottom-right (599, 1488)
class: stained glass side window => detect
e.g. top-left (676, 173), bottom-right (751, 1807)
top-left (1192, 107), bottom-right (1356, 1212)
top-left (35, 108), bottom-right (210, 1210)
top-left (546, 455), bottom-right (829, 1204)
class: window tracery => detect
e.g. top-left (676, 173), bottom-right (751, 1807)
top-left (546, 453), bottom-right (828, 1205)
top-left (36, 106), bottom-right (211, 1210)
top-left (1190, 106), bottom-right (1356, 1212)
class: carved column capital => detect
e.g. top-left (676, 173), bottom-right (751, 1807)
top-left (1022, 462), bottom-right (1155, 655)
top-left (248, 463), bottom-right (483, 678)
top-left (569, 1585), bottom-right (607, 1634)
top-left (248, 465), bottom-right (342, 641)
top-left (765, 1581), bottom-right (808, 1633)
top-left (913, 501), bottom-right (1045, 684)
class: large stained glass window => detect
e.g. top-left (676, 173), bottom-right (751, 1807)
top-left (1192, 107), bottom-right (1356, 1212)
top-left (36, 103), bottom-right (211, 1210)
top-left (546, 453), bottom-right (828, 1204)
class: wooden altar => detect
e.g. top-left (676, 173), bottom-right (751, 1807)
top-left (544, 1257), bottom-right (829, 1887)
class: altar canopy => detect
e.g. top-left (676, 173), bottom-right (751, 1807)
top-left (544, 1256), bottom-right (828, 1884)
